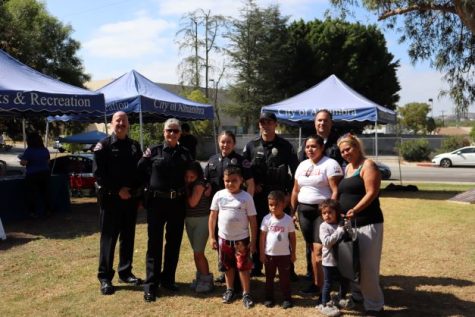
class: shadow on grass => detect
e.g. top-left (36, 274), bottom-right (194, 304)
top-left (382, 275), bottom-right (475, 316)
top-left (380, 190), bottom-right (463, 201)
top-left (2, 198), bottom-right (146, 249)
top-left (148, 277), bottom-right (325, 310)
top-left (0, 232), bottom-right (41, 251)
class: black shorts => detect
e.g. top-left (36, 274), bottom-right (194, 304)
top-left (297, 203), bottom-right (323, 244)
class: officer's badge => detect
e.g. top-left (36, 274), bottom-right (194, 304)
top-left (271, 147), bottom-right (279, 156)
top-left (181, 154), bottom-right (187, 161)
top-left (242, 159), bottom-right (251, 168)
top-left (230, 158), bottom-right (238, 165)
top-left (143, 148), bottom-right (152, 158)
top-left (131, 144), bottom-right (137, 155)
top-left (93, 142), bottom-right (103, 151)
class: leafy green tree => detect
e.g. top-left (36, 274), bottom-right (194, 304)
top-left (398, 102), bottom-right (430, 134)
top-left (0, 0), bottom-right (91, 139)
top-left (285, 19), bottom-right (400, 110)
top-left (0, 0), bottom-right (90, 86)
top-left (330, 0), bottom-right (475, 116)
top-left (226, 0), bottom-right (290, 132)
top-left (184, 89), bottom-right (213, 136)
top-left (426, 117), bottom-right (437, 134)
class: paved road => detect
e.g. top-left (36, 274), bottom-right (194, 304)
top-left (1, 149), bottom-right (473, 184)
top-left (372, 157), bottom-right (475, 184)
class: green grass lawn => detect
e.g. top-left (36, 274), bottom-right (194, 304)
top-left (1, 185), bottom-right (474, 316)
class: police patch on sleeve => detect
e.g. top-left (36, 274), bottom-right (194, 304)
top-left (242, 159), bottom-right (251, 168)
top-left (143, 147), bottom-right (152, 158)
top-left (93, 142), bottom-right (103, 152)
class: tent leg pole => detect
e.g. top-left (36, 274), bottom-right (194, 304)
top-left (45, 119), bottom-right (49, 147)
top-left (104, 112), bottom-right (108, 134)
top-left (298, 127), bottom-right (302, 153)
top-left (374, 122), bottom-right (378, 160)
top-left (213, 119), bottom-right (218, 154)
top-left (22, 118), bottom-right (26, 149)
top-left (139, 108), bottom-right (144, 151)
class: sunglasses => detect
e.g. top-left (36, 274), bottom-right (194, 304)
top-left (165, 128), bottom-right (180, 134)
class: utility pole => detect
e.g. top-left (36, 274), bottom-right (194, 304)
top-left (428, 98), bottom-right (434, 118)
top-left (441, 110), bottom-right (445, 127)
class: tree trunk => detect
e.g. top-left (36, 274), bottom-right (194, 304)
top-left (455, 0), bottom-right (475, 34)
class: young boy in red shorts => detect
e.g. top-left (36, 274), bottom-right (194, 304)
top-left (209, 166), bottom-right (257, 309)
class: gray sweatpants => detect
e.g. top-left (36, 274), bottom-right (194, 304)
top-left (351, 223), bottom-right (384, 312)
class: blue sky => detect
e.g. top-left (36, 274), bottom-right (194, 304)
top-left (43, 0), bottom-right (469, 117)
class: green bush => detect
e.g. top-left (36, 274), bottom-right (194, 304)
top-left (470, 123), bottom-right (475, 142)
top-left (398, 139), bottom-right (431, 161)
top-left (440, 136), bottom-right (470, 153)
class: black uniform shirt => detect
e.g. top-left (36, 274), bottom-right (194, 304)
top-left (242, 135), bottom-right (298, 193)
top-left (204, 150), bottom-right (253, 194)
top-left (93, 134), bottom-right (143, 192)
top-left (298, 131), bottom-right (344, 166)
top-left (138, 142), bottom-right (192, 191)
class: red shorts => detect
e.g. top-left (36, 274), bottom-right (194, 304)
top-left (218, 237), bottom-right (253, 272)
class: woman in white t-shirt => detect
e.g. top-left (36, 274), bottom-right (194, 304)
top-left (290, 135), bottom-right (343, 296)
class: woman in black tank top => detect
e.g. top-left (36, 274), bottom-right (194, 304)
top-left (337, 134), bottom-right (385, 315)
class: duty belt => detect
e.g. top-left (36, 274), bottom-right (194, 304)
top-left (150, 189), bottom-right (185, 199)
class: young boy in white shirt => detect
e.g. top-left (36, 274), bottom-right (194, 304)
top-left (209, 166), bottom-right (257, 309)
top-left (260, 190), bottom-right (296, 309)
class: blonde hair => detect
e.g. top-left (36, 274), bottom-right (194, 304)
top-left (337, 133), bottom-right (366, 157)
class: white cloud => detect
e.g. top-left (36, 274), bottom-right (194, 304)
top-left (83, 13), bottom-right (174, 58)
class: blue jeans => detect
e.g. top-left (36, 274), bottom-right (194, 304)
top-left (322, 266), bottom-right (349, 305)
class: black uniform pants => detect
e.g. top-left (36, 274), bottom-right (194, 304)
top-left (144, 197), bottom-right (185, 293)
top-left (97, 196), bottom-right (138, 282)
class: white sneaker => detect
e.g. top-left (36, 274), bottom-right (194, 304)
top-left (316, 304), bottom-right (341, 317)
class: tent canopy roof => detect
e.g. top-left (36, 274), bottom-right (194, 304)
top-left (97, 70), bottom-right (214, 121)
top-left (0, 49), bottom-right (104, 115)
top-left (262, 74), bottom-right (396, 125)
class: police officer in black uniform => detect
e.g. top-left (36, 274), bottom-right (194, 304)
top-left (139, 118), bottom-right (193, 302)
top-left (93, 111), bottom-right (143, 295)
top-left (242, 112), bottom-right (299, 278)
top-left (205, 130), bottom-right (254, 196)
top-left (204, 130), bottom-right (255, 285)
top-left (298, 109), bottom-right (344, 166)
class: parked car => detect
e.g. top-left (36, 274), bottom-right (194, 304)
top-left (432, 146), bottom-right (475, 167)
top-left (53, 140), bottom-right (66, 153)
top-left (53, 140), bottom-right (94, 153)
top-left (50, 153), bottom-right (94, 175)
top-left (375, 161), bottom-right (391, 180)
top-left (49, 154), bottom-right (95, 196)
